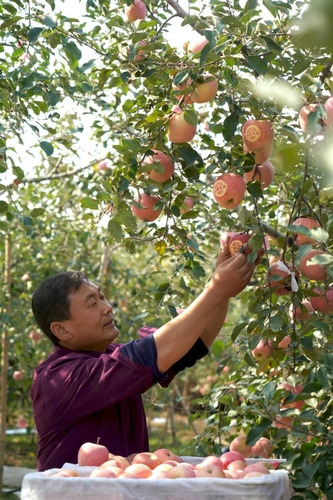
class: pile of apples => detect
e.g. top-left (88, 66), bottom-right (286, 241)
top-left (50, 437), bottom-right (278, 480)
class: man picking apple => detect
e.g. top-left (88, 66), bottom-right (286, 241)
top-left (30, 242), bottom-right (253, 471)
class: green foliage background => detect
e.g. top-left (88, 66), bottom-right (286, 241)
top-left (1, 0), bottom-right (333, 497)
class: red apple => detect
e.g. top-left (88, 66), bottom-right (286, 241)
top-left (142, 150), bottom-right (174, 183)
top-left (324, 96), bottom-right (333, 126)
top-left (152, 448), bottom-right (182, 463)
top-left (168, 463), bottom-right (196, 478)
top-left (299, 103), bottom-right (319, 133)
top-left (195, 464), bottom-right (225, 478)
top-left (121, 463), bottom-right (152, 478)
top-left (251, 339), bottom-right (272, 360)
top-left (77, 441), bottom-right (109, 467)
top-left (291, 300), bottom-right (315, 321)
top-left (191, 74), bottom-right (218, 103)
top-left (90, 467), bottom-right (117, 478)
top-left (125, 0), bottom-right (147, 22)
top-left (220, 231), bottom-right (237, 251)
top-left (131, 192), bottom-right (162, 222)
top-left (135, 40), bottom-right (147, 60)
top-left (293, 217), bottom-right (321, 245)
top-left (13, 370), bottom-right (24, 381)
top-left (277, 335), bottom-right (291, 350)
top-left (131, 452), bottom-right (161, 470)
top-left (228, 232), bottom-right (251, 256)
top-left (167, 106), bottom-right (197, 143)
top-left (188, 35), bottom-right (209, 53)
top-left (96, 160), bottom-right (111, 175)
top-left (196, 456), bottom-right (224, 470)
top-left (229, 435), bottom-right (252, 458)
top-left (29, 330), bottom-right (43, 341)
top-left (241, 462), bottom-right (270, 477)
top-left (227, 460), bottom-right (247, 472)
top-left (180, 196), bottom-right (194, 214)
top-left (250, 437), bottom-right (273, 458)
top-left (243, 161), bottom-right (274, 188)
top-left (310, 287), bottom-right (333, 313)
top-left (220, 451), bottom-right (246, 469)
top-left (242, 120), bottom-right (274, 152)
top-left (100, 457), bottom-right (129, 470)
top-left (299, 249), bottom-right (328, 281)
top-left (267, 261), bottom-right (300, 295)
top-left (213, 173), bottom-right (247, 210)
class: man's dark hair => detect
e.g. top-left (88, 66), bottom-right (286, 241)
top-left (31, 271), bottom-right (88, 344)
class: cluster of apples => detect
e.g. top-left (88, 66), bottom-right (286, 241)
top-left (213, 119), bottom-right (275, 210)
top-left (49, 441), bottom-right (277, 480)
top-left (123, 4), bottom-right (217, 223)
top-left (299, 96), bottom-right (333, 134)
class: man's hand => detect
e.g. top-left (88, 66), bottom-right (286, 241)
top-left (215, 236), bottom-right (232, 269)
top-left (211, 251), bottom-right (254, 299)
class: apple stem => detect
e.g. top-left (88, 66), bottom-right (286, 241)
top-left (97, 437), bottom-right (101, 445)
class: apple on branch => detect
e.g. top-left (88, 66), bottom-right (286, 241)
top-left (167, 106), bottom-right (197, 143)
top-left (299, 249), bottom-right (328, 281)
top-left (242, 119), bottom-right (274, 153)
top-left (142, 150), bottom-right (174, 183)
top-left (131, 192), bottom-right (162, 222)
top-left (292, 216), bottom-right (321, 245)
top-left (229, 435), bottom-right (251, 458)
top-left (125, 0), bottom-right (147, 22)
top-left (213, 173), bottom-right (246, 210)
top-left (310, 287), bottom-right (333, 314)
top-left (243, 160), bottom-right (275, 188)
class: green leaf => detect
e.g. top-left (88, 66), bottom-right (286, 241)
top-left (80, 196), bottom-right (99, 210)
top-left (108, 219), bottom-right (123, 240)
top-left (44, 14), bottom-right (56, 28)
top-left (77, 59), bottom-right (95, 73)
top-left (247, 419), bottom-right (272, 445)
top-left (231, 322), bottom-right (247, 341)
top-left (47, 91), bottom-right (61, 106)
top-left (0, 201), bottom-right (9, 213)
top-left (176, 146), bottom-right (203, 167)
top-left (40, 141), bottom-right (54, 156)
top-left (183, 109), bottom-right (198, 126)
top-left (49, 32), bottom-right (61, 48)
top-left (246, 56), bottom-right (270, 75)
top-left (63, 40), bottom-right (82, 63)
top-left (0, 16), bottom-right (22, 29)
top-left (27, 27), bottom-right (44, 43)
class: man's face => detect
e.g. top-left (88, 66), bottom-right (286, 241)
top-left (58, 280), bottom-right (119, 352)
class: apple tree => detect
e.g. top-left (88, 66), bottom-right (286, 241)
top-left (1, 0), bottom-right (333, 497)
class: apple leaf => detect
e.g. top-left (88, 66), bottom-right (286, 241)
top-left (183, 109), bottom-right (198, 126)
top-left (246, 419), bottom-right (272, 446)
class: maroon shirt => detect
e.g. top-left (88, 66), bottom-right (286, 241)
top-left (30, 331), bottom-right (208, 471)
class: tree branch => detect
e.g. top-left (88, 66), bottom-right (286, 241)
top-left (165, 0), bottom-right (187, 18)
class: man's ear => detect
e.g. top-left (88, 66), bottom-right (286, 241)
top-left (50, 322), bottom-right (72, 341)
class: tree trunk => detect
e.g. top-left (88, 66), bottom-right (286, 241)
top-left (0, 234), bottom-right (11, 491)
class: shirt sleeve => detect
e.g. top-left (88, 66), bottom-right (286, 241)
top-left (136, 327), bottom-right (209, 387)
top-left (119, 335), bottom-right (169, 384)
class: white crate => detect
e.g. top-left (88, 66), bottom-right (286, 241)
top-left (21, 460), bottom-right (292, 500)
